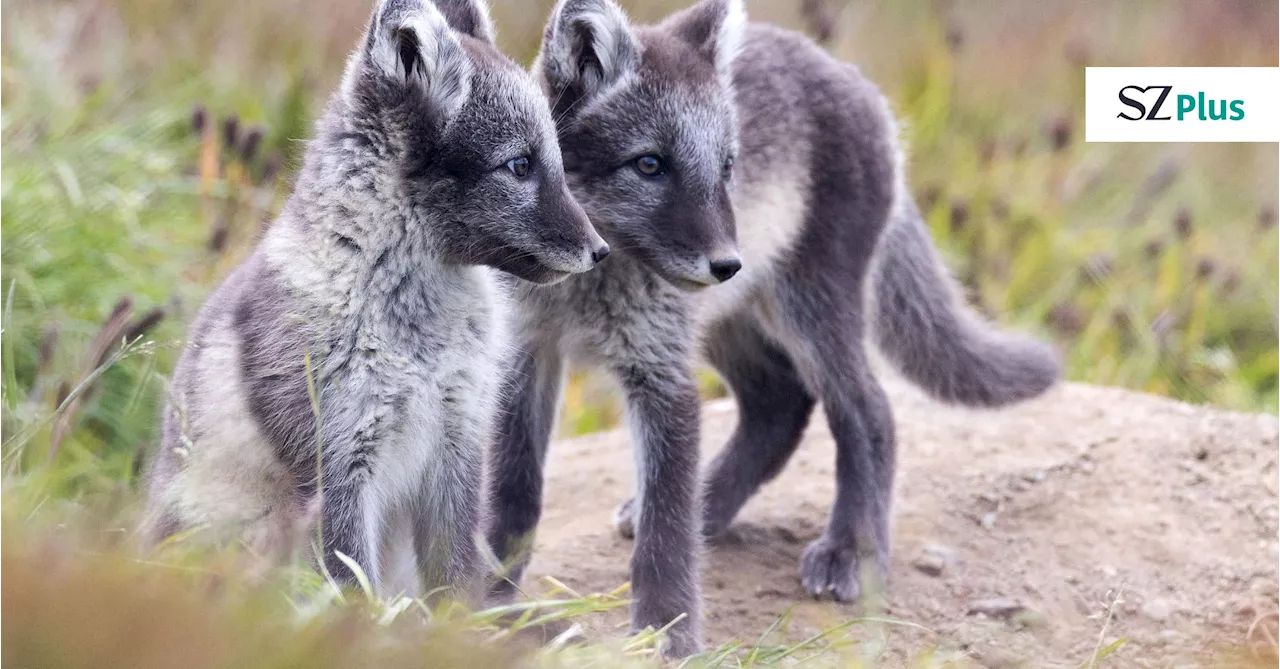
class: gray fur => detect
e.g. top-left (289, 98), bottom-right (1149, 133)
top-left (870, 197), bottom-right (1061, 405)
top-left (143, 0), bottom-right (605, 604)
top-left (487, 0), bottom-right (1058, 655)
top-left (429, 0), bottom-right (497, 44)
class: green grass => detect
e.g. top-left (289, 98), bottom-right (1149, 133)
top-left (1, 0), bottom-right (1277, 666)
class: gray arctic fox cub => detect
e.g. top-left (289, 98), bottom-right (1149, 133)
top-left (486, 0), bottom-right (1059, 654)
top-left (143, 0), bottom-right (607, 601)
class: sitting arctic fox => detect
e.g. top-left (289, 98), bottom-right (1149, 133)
top-left (144, 0), bottom-right (608, 602)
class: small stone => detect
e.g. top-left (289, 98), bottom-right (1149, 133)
top-left (971, 648), bottom-right (1024, 669)
top-left (913, 552), bottom-right (946, 577)
top-left (1158, 629), bottom-right (1180, 643)
top-left (755, 586), bottom-right (788, 598)
top-left (772, 526), bottom-right (800, 544)
top-left (1142, 598), bottom-right (1172, 622)
top-left (1012, 608), bottom-right (1049, 631)
top-left (1250, 577), bottom-right (1279, 599)
top-left (980, 512), bottom-right (997, 529)
top-left (968, 597), bottom-right (1025, 618)
top-left (924, 544), bottom-right (956, 560)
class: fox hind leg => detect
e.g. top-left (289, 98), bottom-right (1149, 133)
top-left (699, 315), bottom-right (817, 538)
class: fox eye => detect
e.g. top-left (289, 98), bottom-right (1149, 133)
top-left (634, 155), bottom-right (664, 177)
top-left (506, 156), bottom-right (531, 178)
top-left (722, 156), bottom-right (734, 179)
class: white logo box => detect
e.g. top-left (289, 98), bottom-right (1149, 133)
top-left (1085, 67), bottom-right (1280, 143)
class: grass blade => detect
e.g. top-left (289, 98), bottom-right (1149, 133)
top-left (303, 347), bottom-right (324, 551)
top-left (1, 278), bottom-right (16, 414)
top-left (332, 552), bottom-right (373, 598)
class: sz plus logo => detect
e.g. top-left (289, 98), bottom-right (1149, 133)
top-left (1116, 85), bottom-right (1244, 122)
top-left (1085, 68), bottom-right (1278, 142)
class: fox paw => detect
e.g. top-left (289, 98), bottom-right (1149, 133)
top-left (612, 497), bottom-right (636, 539)
top-left (800, 536), bottom-right (861, 601)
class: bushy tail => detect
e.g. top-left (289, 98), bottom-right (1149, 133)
top-left (870, 198), bottom-right (1060, 407)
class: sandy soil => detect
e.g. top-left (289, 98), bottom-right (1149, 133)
top-left (521, 379), bottom-right (1279, 667)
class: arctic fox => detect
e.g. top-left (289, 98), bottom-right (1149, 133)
top-left (486, 0), bottom-right (1058, 654)
top-left (144, 0), bottom-right (608, 603)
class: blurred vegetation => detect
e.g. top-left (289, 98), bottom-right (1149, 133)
top-left (1, 0), bottom-right (1277, 666)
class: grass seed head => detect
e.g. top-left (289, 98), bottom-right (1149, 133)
top-left (209, 215), bottom-right (230, 253)
top-left (1064, 38), bottom-right (1091, 66)
top-left (1111, 307), bottom-right (1132, 332)
top-left (1174, 206), bottom-right (1194, 240)
top-left (991, 197), bottom-right (1010, 221)
top-left (950, 197), bottom-right (970, 232)
top-left (979, 137), bottom-right (998, 165)
top-left (1143, 239), bottom-right (1166, 261)
top-left (801, 0), bottom-right (837, 45)
top-left (259, 151), bottom-right (284, 186)
top-left (1047, 115), bottom-right (1073, 152)
top-left (1049, 302), bottom-right (1086, 336)
top-left (920, 184), bottom-right (942, 213)
top-left (239, 126), bottom-right (265, 164)
top-left (1195, 257), bottom-right (1216, 281)
top-left (221, 114), bottom-right (240, 152)
top-left (191, 104), bottom-right (208, 136)
top-left (1222, 269), bottom-right (1242, 295)
top-left (946, 22), bottom-right (964, 54)
top-left (124, 309), bottom-right (166, 344)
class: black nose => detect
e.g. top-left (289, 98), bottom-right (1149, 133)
top-left (591, 244), bottom-right (611, 264)
top-left (709, 257), bottom-right (741, 282)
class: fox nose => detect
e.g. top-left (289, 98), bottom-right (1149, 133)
top-left (708, 257), bottom-right (741, 283)
top-left (591, 244), bottom-right (611, 264)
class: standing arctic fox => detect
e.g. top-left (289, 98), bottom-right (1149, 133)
top-left (486, 0), bottom-right (1059, 654)
top-left (144, 0), bottom-right (608, 601)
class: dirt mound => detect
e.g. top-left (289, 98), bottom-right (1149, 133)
top-left (522, 380), bottom-right (1279, 666)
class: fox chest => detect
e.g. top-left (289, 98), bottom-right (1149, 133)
top-left (331, 312), bottom-right (504, 499)
top-left (542, 262), bottom-right (695, 367)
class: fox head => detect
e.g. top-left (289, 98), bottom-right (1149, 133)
top-left (333, 0), bottom-right (608, 284)
top-left (534, 0), bottom-right (746, 290)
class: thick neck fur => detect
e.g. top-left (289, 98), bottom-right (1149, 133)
top-left (262, 95), bottom-right (482, 322)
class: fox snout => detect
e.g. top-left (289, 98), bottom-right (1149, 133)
top-left (707, 256), bottom-right (741, 282)
top-left (687, 247), bottom-right (742, 286)
top-left (653, 185), bottom-right (741, 289)
top-left (525, 187), bottom-right (609, 281)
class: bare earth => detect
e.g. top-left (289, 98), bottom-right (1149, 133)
top-left (522, 379), bottom-right (1279, 667)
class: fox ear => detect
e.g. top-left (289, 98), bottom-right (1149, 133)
top-left (429, 0), bottom-right (496, 44)
top-left (537, 0), bottom-right (640, 116)
top-left (662, 0), bottom-right (745, 86)
top-left (363, 0), bottom-right (472, 121)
